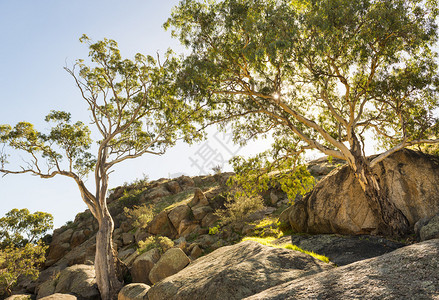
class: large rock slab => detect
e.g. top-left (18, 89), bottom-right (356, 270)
top-left (287, 149), bottom-right (439, 235)
top-left (54, 264), bottom-right (99, 299)
top-left (147, 211), bottom-right (177, 239)
top-left (147, 240), bottom-right (333, 300)
top-left (420, 214), bottom-right (439, 241)
top-left (148, 248), bottom-right (190, 284)
top-left (131, 248), bottom-right (160, 285)
top-left (5, 295), bottom-right (35, 300)
top-left (245, 238), bottom-right (439, 300)
top-left (118, 283), bottom-right (150, 300)
top-left (168, 205), bottom-right (191, 230)
top-left (39, 294), bottom-right (77, 300)
top-left (274, 234), bottom-right (406, 266)
top-left (37, 279), bottom-right (57, 299)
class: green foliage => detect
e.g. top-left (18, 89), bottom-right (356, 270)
top-left (0, 242), bottom-right (47, 296)
top-left (0, 208), bottom-right (53, 248)
top-left (0, 35), bottom-right (207, 210)
top-left (0, 112), bottom-right (95, 178)
top-left (215, 188), bottom-right (264, 226)
top-left (411, 141), bottom-right (439, 156)
top-left (242, 236), bottom-right (330, 263)
top-left (124, 204), bottom-right (154, 229)
top-left (137, 236), bottom-right (174, 255)
top-left (168, 0), bottom-right (439, 185)
top-left (118, 188), bottom-right (145, 208)
top-left (131, 173), bottom-right (150, 189)
top-left (251, 218), bottom-right (281, 238)
top-left (0, 209), bottom-right (52, 295)
top-left (230, 150), bottom-right (315, 203)
top-left (208, 225), bottom-right (220, 235)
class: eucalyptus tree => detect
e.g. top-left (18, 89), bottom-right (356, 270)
top-left (166, 0), bottom-right (439, 236)
top-left (0, 209), bottom-right (52, 296)
top-left (0, 36), bottom-right (204, 299)
top-left (0, 208), bottom-right (53, 248)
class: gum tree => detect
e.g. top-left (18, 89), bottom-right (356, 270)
top-left (0, 208), bottom-right (52, 296)
top-left (166, 0), bottom-right (439, 236)
top-left (0, 36), bottom-right (204, 299)
top-left (0, 208), bottom-right (53, 248)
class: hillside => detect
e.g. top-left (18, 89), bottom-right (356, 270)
top-left (6, 149), bottom-right (439, 299)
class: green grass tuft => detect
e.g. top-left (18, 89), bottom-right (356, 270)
top-left (242, 236), bottom-right (330, 263)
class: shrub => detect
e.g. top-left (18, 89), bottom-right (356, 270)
top-left (118, 188), bottom-right (144, 208)
top-left (0, 242), bottom-right (47, 296)
top-left (209, 225), bottom-right (220, 235)
top-left (132, 173), bottom-right (150, 189)
top-left (0, 208), bottom-right (53, 296)
top-left (124, 204), bottom-right (154, 229)
top-left (215, 189), bottom-right (264, 226)
top-left (252, 218), bottom-right (281, 238)
top-left (211, 165), bottom-right (222, 175)
top-left (137, 236), bottom-right (174, 255)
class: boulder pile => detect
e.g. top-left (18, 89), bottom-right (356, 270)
top-left (10, 150), bottom-right (439, 299)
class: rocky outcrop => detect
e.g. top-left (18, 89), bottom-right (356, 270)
top-left (286, 149), bottom-right (439, 235)
top-left (36, 279), bottom-right (57, 299)
top-left (39, 294), bottom-right (78, 300)
top-left (52, 265), bottom-right (99, 300)
top-left (5, 295), bottom-right (37, 300)
top-left (167, 205), bottom-right (191, 230)
top-left (148, 248), bottom-right (191, 284)
top-left (419, 214), bottom-right (439, 241)
top-left (245, 238), bottom-right (439, 300)
top-left (118, 283), bottom-right (150, 300)
top-left (147, 241), bottom-right (333, 300)
top-left (131, 249), bottom-right (161, 285)
top-left (147, 211), bottom-right (178, 239)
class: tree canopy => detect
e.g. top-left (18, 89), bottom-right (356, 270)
top-left (166, 0), bottom-right (439, 235)
top-left (0, 208), bottom-right (53, 248)
top-left (167, 0), bottom-right (439, 163)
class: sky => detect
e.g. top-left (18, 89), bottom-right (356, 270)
top-left (0, 0), bottom-right (272, 228)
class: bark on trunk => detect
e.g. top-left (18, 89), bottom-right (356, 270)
top-left (351, 155), bottom-right (409, 237)
top-left (95, 208), bottom-right (123, 300)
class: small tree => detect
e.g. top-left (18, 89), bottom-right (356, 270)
top-left (0, 36), bottom-right (204, 299)
top-left (166, 0), bottom-right (439, 236)
top-left (0, 208), bottom-right (52, 296)
top-left (0, 208), bottom-right (53, 248)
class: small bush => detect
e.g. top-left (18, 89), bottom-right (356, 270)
top-left (215, 189), bottom-right (264, 226)
top-left (137, 236), bottom-right (174, 255)
top-left (209, 226), bottom-right (220, 235)
top-left (212, 165), bottom-right (222, 175)
top-left (0, 242), bottom-right (47, 296)
top-left (132, 173), bottom-right (150, 189)
top-left (118, 188), bottom-right (144, 208)
top-left (252, 218), bottom-right (281, 238)
top-left (124, 204), bottom-right (154, 229)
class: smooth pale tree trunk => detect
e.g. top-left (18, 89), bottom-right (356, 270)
top-left (95, 206), bottom-right (123, 300)
top-left (348, 139), bottom-right (409, 237)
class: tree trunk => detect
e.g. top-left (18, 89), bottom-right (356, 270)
top-left (95, 207), bottom-right (123, 300)
top-left (351, 155), bottom-right (409, 237)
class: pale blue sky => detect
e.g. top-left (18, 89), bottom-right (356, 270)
top-left (0, 1), bottom-right (271, 228)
